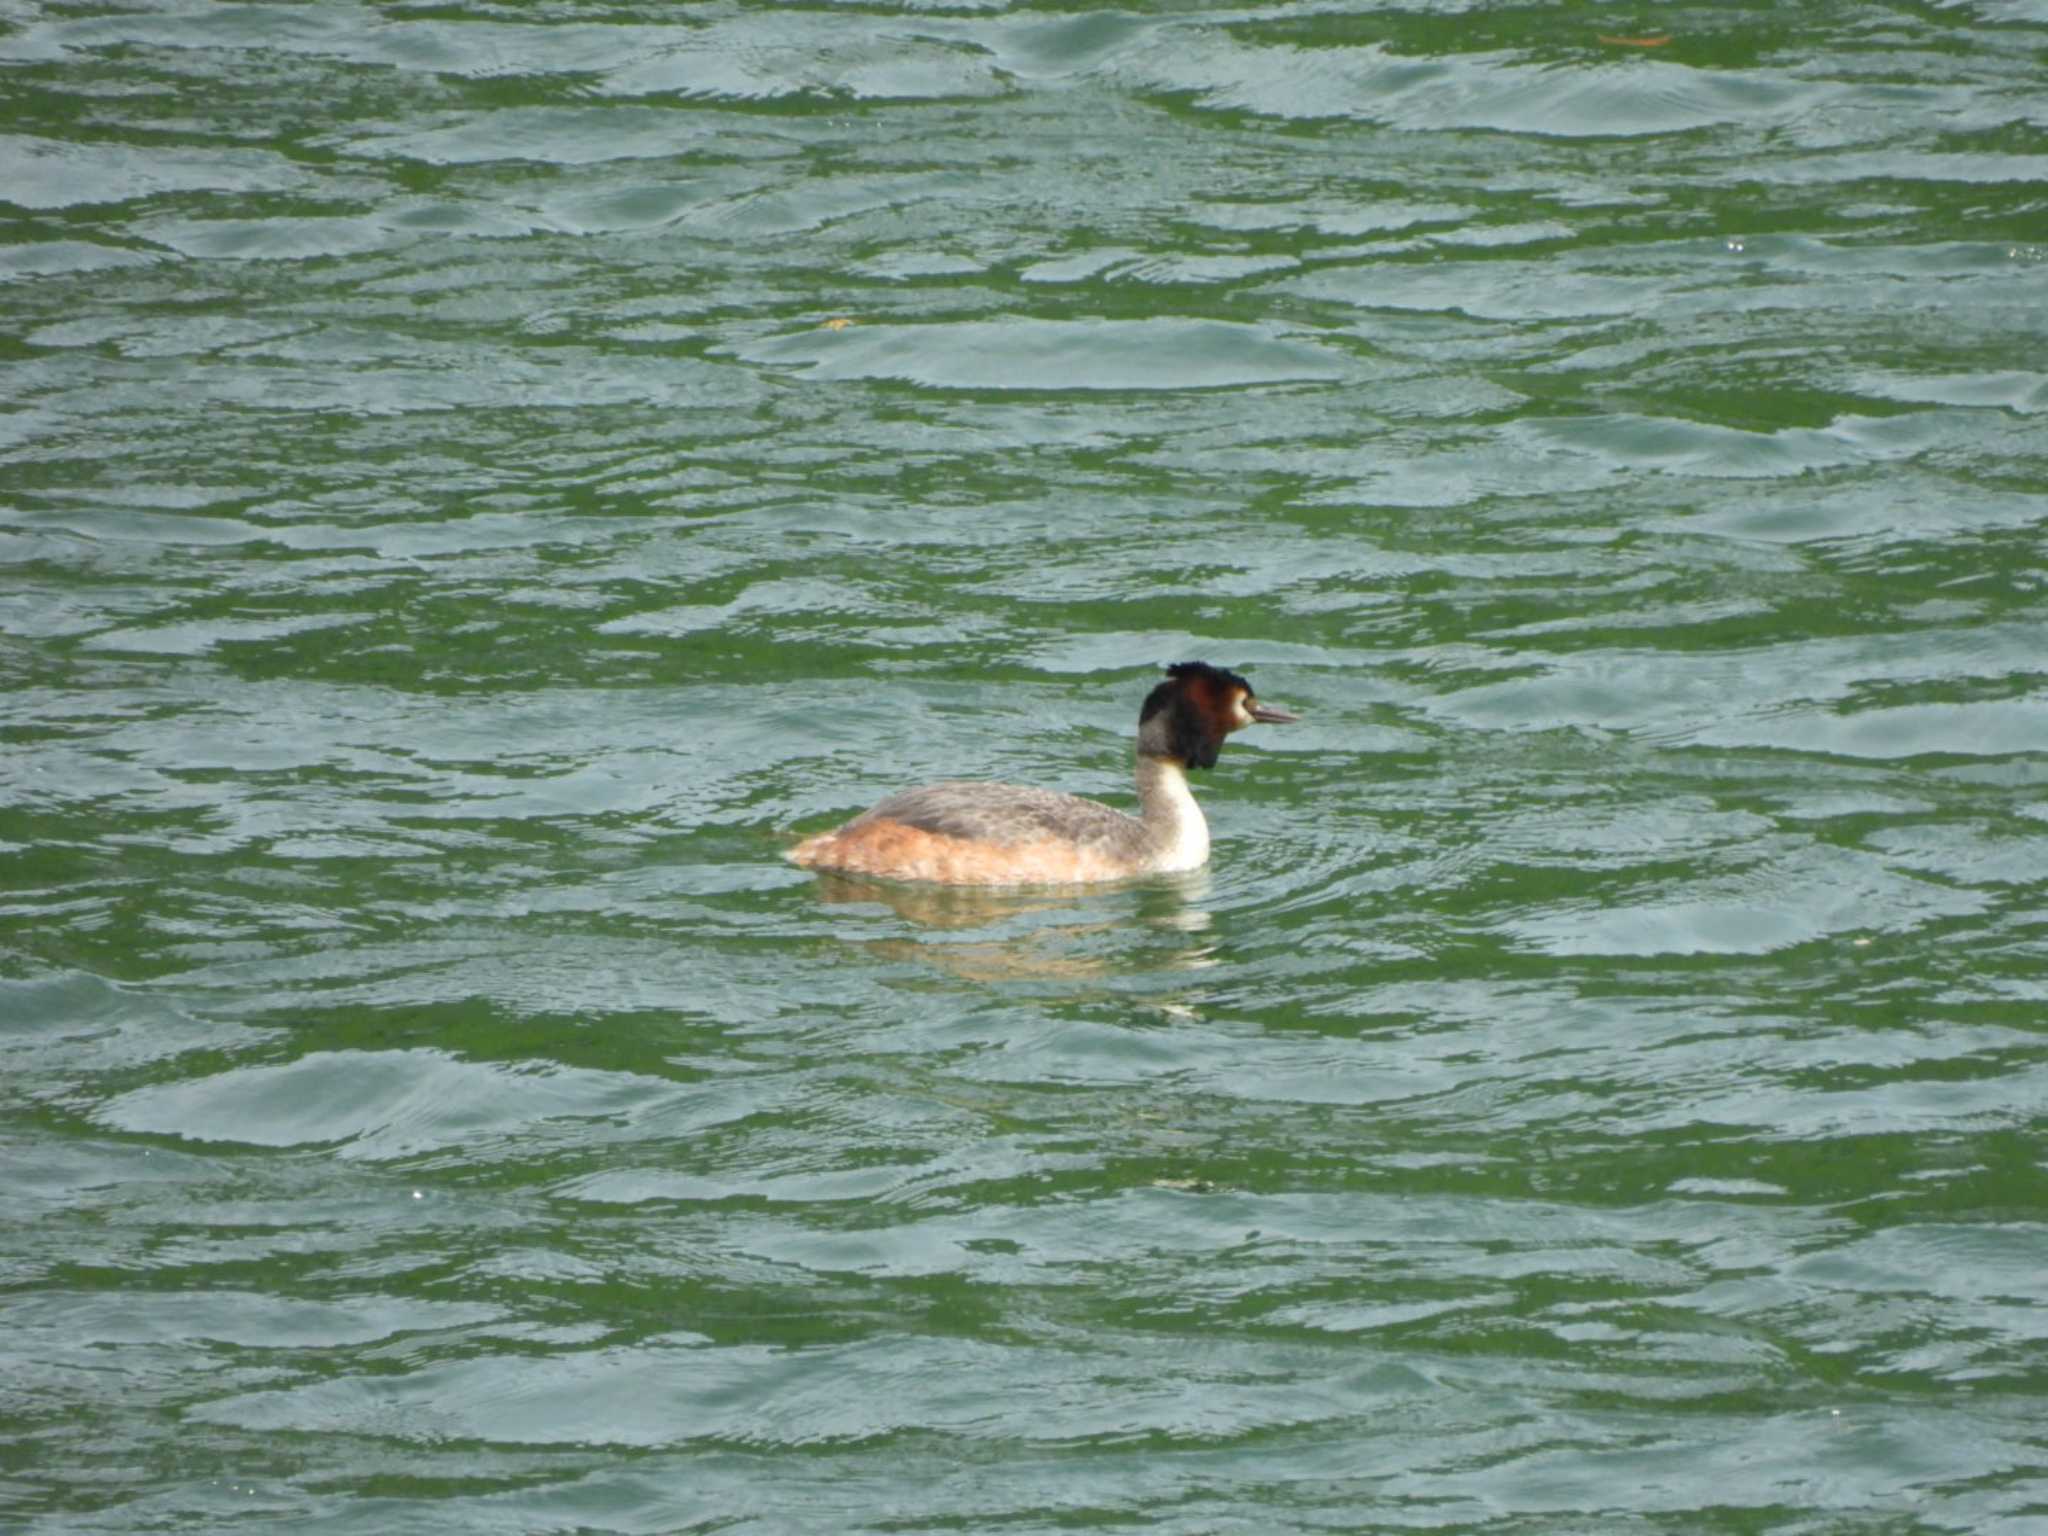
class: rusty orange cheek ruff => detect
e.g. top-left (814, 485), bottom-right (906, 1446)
top-left (788, 820), bottom-right (1129, 886)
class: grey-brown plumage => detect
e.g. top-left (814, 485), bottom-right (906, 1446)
top-left (788, 662), bottom-right (1299, 885)
top-left (834, 780), bottom-right (1145, 854)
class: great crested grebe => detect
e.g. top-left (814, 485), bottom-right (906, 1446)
top-left (788, 662), bottom-right (1299, 886)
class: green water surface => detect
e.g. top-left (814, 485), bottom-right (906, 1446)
top-left (3, 2), bottom-right (2046, 1532)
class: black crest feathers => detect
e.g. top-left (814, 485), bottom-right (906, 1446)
top-left (1140, 661), bottom-right (1253, 771)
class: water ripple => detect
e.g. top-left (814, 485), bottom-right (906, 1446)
top-left (4, 1), bottom-right (2045, 1531)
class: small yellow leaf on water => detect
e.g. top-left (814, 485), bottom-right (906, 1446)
top-left (821, 317), bottom-right (855, 331)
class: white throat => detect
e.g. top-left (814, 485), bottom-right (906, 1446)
top-left (1136, 754), bottom-right (1210, 873)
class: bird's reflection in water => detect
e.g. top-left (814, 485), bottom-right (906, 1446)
top-left (806, 868), bottom-right (1218, 990)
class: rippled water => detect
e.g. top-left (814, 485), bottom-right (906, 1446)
top-left (5, 2), bottom-right (2047, 1531)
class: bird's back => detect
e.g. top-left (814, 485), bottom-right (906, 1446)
top-left (789, 780), bottom-right (1147, 885)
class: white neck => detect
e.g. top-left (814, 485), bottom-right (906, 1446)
top-left (1135, 754), bottom-right (1210, 873)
